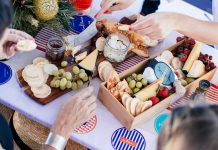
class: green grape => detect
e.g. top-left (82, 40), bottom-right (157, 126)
top-left (62, 72), bottom-right (66, 78)
top-left (72, 66), bottom-right (80, 75)
top-left (132, 73), bottom-right (137, 79)
top-left (136, 74), bottom-right (143, 81)
top-left (60, 85), bottom-right (66, 90)
top-left (53, 76), bottom-right (61, 81)
top-left (129, 80), bottom-right (136, 89)
top-left (52, 70), bottom-right (59, 77)
top-left (141, 79), bottom-right (148, 86)
top-left (77, 80), bottom-right (84, 89)
top-left (65, 72), bottom-right (72, 81)
top-left (79, 72), bottom-right (86, 79)
top-left (72, 82), bottom-right (78, 90)
top-left (61, 61), bottom-right (68, 67)
top-left (66, 81), bottom-right (72, 89)
top-left (80, 69), bottom-right (85, 73)
top-left (82, 75), bottom-right (89, 82)
top-left (60, 78), bottom-right (67, 87)
top-left (50, 80), bottom-right (56, 88)
top-left (58, 69), bottom-right (65, 76)
top-left (133, 88), bottom-right (140, 93)
top-left (126, 77), bottom-right (132, 83)
top-left (136, 82), bottom-right (142, 89)
top-left (54, 80), bottom-right (60, 88)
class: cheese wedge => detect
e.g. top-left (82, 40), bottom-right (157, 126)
top-left (75, 51), bottom-right (87, 63)
top-left (78, 49), bottom-right (98, 71)
top-left (135, 79), bottom-right (162, 101)
top-left (187, 60), bottom-right (206, 78)
top-left (183, 42), bottom-right (201, 73)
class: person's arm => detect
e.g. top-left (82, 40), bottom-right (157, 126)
top-left (95, 0), bottom-right (136, 18)
top-left (42, 87), bottom-right (97, 150)
top-left (131, 12), bottom-right (218, 45)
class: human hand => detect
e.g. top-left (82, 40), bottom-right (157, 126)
top-left (0, 29), bottom-right (34, 59)
top-left (131, 12), bottom-right (180, 40)
top-left (51, 87), bottom-right (97, 139)
top-left (95, 0), bottom-right (136, 18)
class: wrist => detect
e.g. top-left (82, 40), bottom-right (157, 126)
top-left (172, 13), bottom-right (184, 32)
top-left (45, 132), bottom-right (68, 150)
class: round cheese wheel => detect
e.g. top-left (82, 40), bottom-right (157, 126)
top-left (33, 57), bottom-right (49, 65)
top-left (43, 64), bottom-right (58, 75)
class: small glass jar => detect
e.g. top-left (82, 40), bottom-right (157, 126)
top-left (46, 37), bottom-right (66, 65)
top-left (103, 33), bottom-right (130, 63)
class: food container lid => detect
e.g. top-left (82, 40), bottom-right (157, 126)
top-left (70, 15), bottom-right (94, 34)
top-left (199, 80), bottom-right (211, 91)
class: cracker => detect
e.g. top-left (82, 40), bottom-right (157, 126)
top-left (16, 40), bottom-right (37, 52)
top-left (31, 84), bottom-right (51, 99)
top-left (33, 57), bottom-right (49, 65)
top-left (141, 100), bottom-right (152, 113)
top-left (121, 93), bottom-right (131, 107)
top-left (136, 101), bottom-right (144, 116)
top-left (130, 98), bottom-right (139, 116)
top-left (125, 97), bottom-right (132, 114)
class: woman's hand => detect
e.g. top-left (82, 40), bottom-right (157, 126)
top-left (0, 29), bottom-right (34, 59)
top-left (95, 0), bottom-right (136, 18)
top-left (131, 12), bottom-right (180, 40)
top-left (51, 87), bottom-right (97, 140)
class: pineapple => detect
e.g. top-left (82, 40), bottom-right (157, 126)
top-left (34, 0), bottom-right (59, 21)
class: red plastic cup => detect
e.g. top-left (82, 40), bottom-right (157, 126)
top-left (70, 0), bottom-right (93, 12)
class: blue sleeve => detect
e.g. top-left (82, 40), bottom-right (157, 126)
top-left (0, 114), bottom-right (13, 150)
top-left (141, 0), bottom-right (161, 15)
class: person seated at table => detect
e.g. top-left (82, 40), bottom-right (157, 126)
top-left (130, 0), bottom-right (218, 45)
top-left (0, 87), bottom-right (96, 150)
top-left (157, 103), bottom-right (218, 150)
top-left (95, 0), bottom-right (160, 18)
top-left (0, 0), bottom-right (34, 60)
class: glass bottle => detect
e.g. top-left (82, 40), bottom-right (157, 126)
top-left (190, 80), bottom-right (211, 102)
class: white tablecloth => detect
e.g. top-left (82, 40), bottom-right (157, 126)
top-left (0, 1), bottom-right (217, 150)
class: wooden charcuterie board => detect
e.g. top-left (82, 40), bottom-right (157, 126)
top-left (16, 51), bottom-right (137, 105)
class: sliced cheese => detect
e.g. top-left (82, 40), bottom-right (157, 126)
top-left (135, 79), bottom-right (162, 101)
top-left (183, 42), bottom-right (201, 73)
top-left (187, 60), bottom-right (206, 78)
top-left (78, 49), bottom-right (98, 71)
top-left (75, 51), bottom-right (87, 63)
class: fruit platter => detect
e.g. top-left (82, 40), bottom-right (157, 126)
top-left (98, 36), bottom-right (217, 130)
top-left (16, 19), bottom-right (158, 105)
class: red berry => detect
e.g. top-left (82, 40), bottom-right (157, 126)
top-left (150, 97), bottom-right (160, 105)
top-left (184, 49), bottom-right (191, 55)
top-left (176, 37), bottom-right (183, 42)
top-left (204, 55), bottom-right (208, 60)
top-left (158, 87), bottom-right (169, 98)
top-left (179, 54), bottom-right (188, 62)
top-left (205, 65), bottom-right (211, 72)
top-left (209, 56), bottom-right (213, 60)
top-left (177, 47), bottom-right (184, 53)
top-left (210, 63), bottom-right (215, 68)
top-left (189, 39), bottom-right (196, 45)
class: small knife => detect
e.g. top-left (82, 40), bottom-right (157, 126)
top-left (64, 20), bottom-right (98, 47)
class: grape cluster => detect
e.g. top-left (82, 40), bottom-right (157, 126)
top-left (50, 66), bottom-right (89, 90)
top-left (173, 36), bottom-right (196, 62)
top-left (126, 73), bottom-right (148, 94)
top-left (198, 53), bottom-right (216, 72)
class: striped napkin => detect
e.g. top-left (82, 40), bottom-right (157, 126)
top-left (168, 84), bottom-right (218, 110)
top-left (35, 28), bottom-right (147, 73)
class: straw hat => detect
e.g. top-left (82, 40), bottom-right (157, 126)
top-left (12, 112), bottom-right (87, 150)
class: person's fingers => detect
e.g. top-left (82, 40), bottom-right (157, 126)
top-left (131, 19), bottom-right (153, 31)
top-left (74, 86), bottom-right (94, 100)
top-left (135, 26), bottom-right (156, 36)
top-left (109, 4), bottom-right (123, 11)
top-left (6, 44), bottom-right (16, 58)
top-left (84, 95), bottom-right (96, 106)
top-left (16, 30), bottom-right (35, 41)
top-left (95, 0), bottom-right (115, 18)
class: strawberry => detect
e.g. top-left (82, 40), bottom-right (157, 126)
top-left (157, 87), bottom-right (169, 98)
top-left (178, 53), bottom-right (188, 62)
top-left (176, 37), bottom-right (183, 43)
top-left (184, 49), bottom-right (191, 55)
top-left (150, 97), bottom-right (160, 105)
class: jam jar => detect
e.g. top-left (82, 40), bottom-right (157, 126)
top-left (46, 37), bottom-right (66, 65)
top-left (103, 33), bottom-right (130, 63)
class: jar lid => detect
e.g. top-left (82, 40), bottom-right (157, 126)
top-left (70, 15), bottom-right (94, 34)
top-left (199, 80), bottom-right (211, 91)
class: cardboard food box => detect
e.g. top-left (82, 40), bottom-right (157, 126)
top-left (98, 41), bottom-right (217, 130)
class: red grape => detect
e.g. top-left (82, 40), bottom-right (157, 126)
top-left (189, 39), bottom-right (196, 45)
top-left (205, 65), bottom-right (211, 72)
top-left (176, 37), bottom-right (183, 42)
top-left (209, 56), bottom-right (213, 60)
top-left (210, 63), bottom-right (215, 68)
